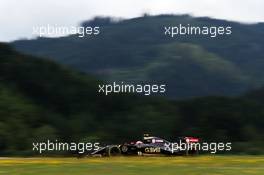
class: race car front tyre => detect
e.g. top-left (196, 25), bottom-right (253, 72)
top-left (121, 145), bottom-right (128, 153)
top-left (106, 145), bottom-right (121, 157)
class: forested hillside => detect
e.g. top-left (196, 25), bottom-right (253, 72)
top-left (0, 43), bottom-right (264, 155)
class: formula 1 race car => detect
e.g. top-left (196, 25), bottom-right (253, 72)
top-left (89, 134), bottom-right (199, 157)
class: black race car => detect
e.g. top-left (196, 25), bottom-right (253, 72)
top-left (89, 134), bottom-right (199, 157)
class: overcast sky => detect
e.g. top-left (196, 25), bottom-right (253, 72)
top-left (0, 0), bottom-right (263, 42)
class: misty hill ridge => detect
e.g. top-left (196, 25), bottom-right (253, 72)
top-left (12, 15), bottom-right (264, 99)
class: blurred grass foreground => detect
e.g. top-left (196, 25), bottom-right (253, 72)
top-left (0, 156), bottom-right (264, 175)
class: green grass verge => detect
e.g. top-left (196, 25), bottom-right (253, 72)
top-left (0, 156), bottom-right (263, 175)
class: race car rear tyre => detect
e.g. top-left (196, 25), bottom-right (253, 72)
top-left (106, 145), bottom-right (121, 157)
